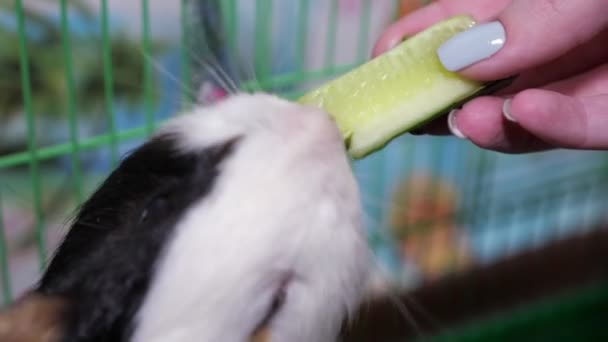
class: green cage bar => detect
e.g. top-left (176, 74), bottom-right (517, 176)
top-left (222, 0), bottom-right (239, 79)
top-left (15, 0), bottom-right (47, 270)
top-left (323, 0), bottom-right (339, 70)
top-left (356, 0), bottom-right (372, 63)
top-left (242, 63), bottom-right (357, 95)
top-left (0, 127), bottom-right (149, 170)
top-left (60, 0), bottom-right (84, 203)
top-left (0, 193), bottom-right (11, 304)
top-left (101, 0), bottom-right (119, 166)
top-left (294, 0), bottom-right (310, 74)
top-left (254, 0), bottom-right (273, 86)
top-left (180, 0), bottom-right (193, 107)
top-left (141, 0), bottom-right (155, 134)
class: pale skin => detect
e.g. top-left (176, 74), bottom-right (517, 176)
top-left (373, 0), bottom-right (608, 153)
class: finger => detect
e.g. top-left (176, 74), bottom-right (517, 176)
top-left (372, 3), bottom-right (444, 57)
top-left (450, 63), bottom-right (608, 151)
top-left (506, 91), bottom-right (608, 150)
top-left (438, 0), bottom-right (608, 80)
top-left (497, 29), bottom-right (608, 95)
top-left (415, 29), bottom-right (608, 136)
top-left (541, 63), bottom-right (608, 98)
top-left (449, 96), bottom-right (553, 153)
top-left (372, 0), bottom-right (510, 57)
top-left (506, 66), bottom-right (608, 149)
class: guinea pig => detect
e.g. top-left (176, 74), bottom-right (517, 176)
top-left (0, 93), bottom-right (371, 342)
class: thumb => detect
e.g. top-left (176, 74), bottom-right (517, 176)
top-left (437, 0), bottom-right (608, 81)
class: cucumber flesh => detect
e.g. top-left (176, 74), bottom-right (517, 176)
top-left (298, 15), bottom-right (503, 159)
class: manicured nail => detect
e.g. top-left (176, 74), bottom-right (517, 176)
top-left (502, 98), bottom-right (517, 122)
top-left (448, 109), bottom-right (466, 139)
top-left (437, 21), bottom-right (506, 71)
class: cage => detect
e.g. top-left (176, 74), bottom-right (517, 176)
top-left (0, 0), bottom-right (607, 340)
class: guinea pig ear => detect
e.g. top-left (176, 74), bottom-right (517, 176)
top-left (0, 293), bottom-right (68, 342)
top-left (196, 81), bottom-right (229, 105)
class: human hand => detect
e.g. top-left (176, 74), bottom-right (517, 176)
top-left (373, 0), bottom-right (608, 153)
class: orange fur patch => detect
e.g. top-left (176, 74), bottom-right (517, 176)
top-left (251, 326), bottom-right (270, 342)
top-left (0, 293), bottom-right (67, 342)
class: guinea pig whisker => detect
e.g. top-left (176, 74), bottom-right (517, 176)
top-left (401, 294), bottom-right (443, 332)
top-left (73, 221), bottom-right (114, 231)
top-left (358, 211), bottom-right (437, 337)
top-left (204, 54), bottom-right (240, 94)
top-left (202, 61), bottom-right (238, 95)
top-left (79, 208), bottom-right (122, 219)
top-left (140, 51), bottom-right (198, 103)
top-left (188, 48), bottom-right (240, 95)
top-left (242, 58), bottom-right (263, 93)
top-left (362, 242), bottom-right (427, 338)
top-left (0, 183), bottom-right (34, 212)
top-left (102, 76), bottom-right (193, 109)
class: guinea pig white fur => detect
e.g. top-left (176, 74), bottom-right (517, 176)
top-left (1, 93), bottom-right (371, 342)
top-left (133, 94), bottom-right (370, 342)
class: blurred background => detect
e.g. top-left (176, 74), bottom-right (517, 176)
top-left (0, 0), bottom-right (607, 340)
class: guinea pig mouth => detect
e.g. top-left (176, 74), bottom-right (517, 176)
top-left (250, 274), bottom-right (292, 341)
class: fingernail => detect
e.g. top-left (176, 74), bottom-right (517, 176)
top-left (448, 109), bottom-right (466, 139)
top-left (502, 98), bottom-right (517, 122)
top-left (437, 21), bottom-right (506, 72)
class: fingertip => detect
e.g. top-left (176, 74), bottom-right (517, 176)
top-left (372, 3), bottom-right (444, 57)
top-left (502, 98), bottom-right (517, 122)
top-left (510, 88), bottom-right (557, 126)
top-left (371, 19), bottom-right (420, 57)
top-left (453, 19), bottom-right (518, 81)
top-left (437, 21), bottom-right (507, 74)
top-left (371, 27), bottom-right (405, 58)
top-left (447, 109), bottom-right (466, 139)
top-left (509, 88), bottom-right (591, 148)
top-left (457, 0), bottom-right (607, 81)
top-left (456, 96), bottom-right (506, 147)
top-left (372, 16), bottom-right (418, 58)
top-left (454, 95), bottom-right (553, 152)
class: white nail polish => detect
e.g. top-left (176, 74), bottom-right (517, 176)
top-left (448, 109), bottom-right (466, 139)
top-left (437, 21), bottom-right (506, 71)
top-left (502, 99), bottom-right (517, 122)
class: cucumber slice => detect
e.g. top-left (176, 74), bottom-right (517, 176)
top-left (298, 15), bottom-right (505, 159)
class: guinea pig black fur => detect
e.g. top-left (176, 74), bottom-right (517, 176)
top-left (0, 93), bottom-right (371, 342)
